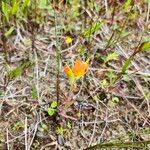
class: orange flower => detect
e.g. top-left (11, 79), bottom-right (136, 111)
top-left (64, 64), bottom-right (75, 85)
top-left (64, 59), bottom-right (89, 82)
top-left (72, 59), bottom-right (88, 79)
top-left (64, 64), bottom-right (72, 75)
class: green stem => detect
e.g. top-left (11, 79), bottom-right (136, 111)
top-left (54, 8), bottom-right (61, 104)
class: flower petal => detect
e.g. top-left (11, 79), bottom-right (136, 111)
top-left (64, 64), bottom-right (75, 84)
top-left (72, 59), bottom-right (88, 79)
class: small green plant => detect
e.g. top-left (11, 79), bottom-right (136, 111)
top-left (104, 52), bottom-right (119, 62)
top-left (67, 121), bottom-right (72, 129)
top-left (47, 101), bottom-right (58, 116)
top-left (56, 126), bottom-right (65, 135)
top-left (107, 71), bottom-right (117, 84)
top-left (83, 21), bottom-right (103, 39)
top-left (12, 121), bottom-right (24, 131)
top-left (108, 97), bottom-right (119, 107)
top-left (100, 79), bottom-right (109, 89)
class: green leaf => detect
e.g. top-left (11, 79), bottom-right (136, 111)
top-left (123, 0), bottom-right (132, 11)
top-left (7, 60), bottom-right (33, 79)
top-left (2, 1), bottom-right (10, 22)
top-left (12, 121), bottom-right (24, 131)
top-left (122, 74), bottom-right (131, 82)
top-left (0, 91), bottom-right (3, 97)
top-left (108, 97), bottom-right (119, 107)
top-left (8, 66), bottom-right (23, 79)
top-left (112, 97), bottom-right (119, 103)
top-left (48, 107), bottom-right (56, 116)
top-left (48, 101), bottom-right (58, 116)
top-left (106, 52), bottom-right (119, 62)
top-left (67, 122), bottom-right (72, 129)
top-left (107, 71), bottom-right (117, 83)
top-left (139, 41), bottom-right (150, 52)
top-left (21, 0), bottom-right (30, 14)
top-left (56, 126), bottom-right (65, 135)
top-left (51, 101), bottom-right (58, 108)
top-left (11, 0), bottom-right (19, 15)
top-left (4, 26), bottom-right (14, 38)
top-left (23, 0), bottom-right (30, 6)
top-left (41, 124), bottom-right (48, 130)
top-left (121, 57), bottom-right (133, 73)
top-left (31, 86), bottom-right (38, 99)
top-left (83, 21), bottom-right (103, 38)
top-left (100, 79), bottom-right (109, 89)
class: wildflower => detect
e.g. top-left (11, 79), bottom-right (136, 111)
top-left (64, 59), bottom-right (89, 85)
top-left (72, 59), bottom-right (89, 79)
top-left (65, 36), bottom-right (72, 44)
top-left (64, 64), bottom-right (75, 85)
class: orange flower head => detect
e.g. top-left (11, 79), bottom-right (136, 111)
top-left (64, 64), bottom-right (75, 84)
top-left (64, 59), bottom-right (89, 87)
top-left (72, 59), bottom-right (88, 79)
top-left (64, 64), bottom-right (72, 74)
